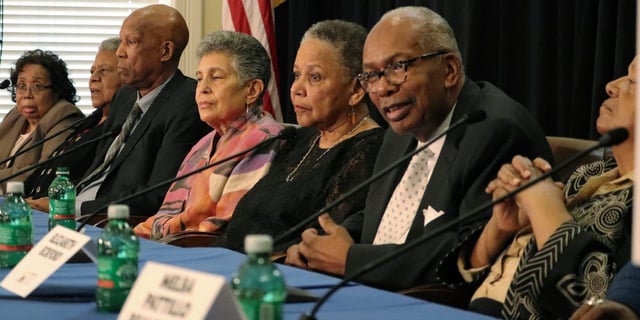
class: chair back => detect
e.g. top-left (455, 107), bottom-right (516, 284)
top-left (546, 136), bottom-right (606, 182)
top-left (157, 230), bottom-right (221, 247)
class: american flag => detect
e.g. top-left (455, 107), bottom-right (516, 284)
top-left (222, 0), bottom-right (284, 122)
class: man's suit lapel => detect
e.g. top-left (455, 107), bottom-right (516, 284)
top-left (84, 90), bottom-right (135, 175)
top-left (406, 82), bottom-right (477, 240)
top-left (406, 121), bottom-right (464, 240)
top-left (361, 130), bottom-right (415, 243)
top-left (109, 98), bottom-right (157, 171)
top-left (109, 72), bottom-right (183, 171)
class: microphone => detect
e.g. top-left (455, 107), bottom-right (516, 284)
top-left (300, 127), bottom-right (628, 320)
top-left (0, 126), bottom-right (122, 185)
top-left (0, 109), bottom-right (104, 167)
top-left (274, 110), bottom-right (487, 246)
top-left (72, 108), bottom-right (104, 133)
top-left (0, 79), bottom-right (10, 89)
top-left (75, 126), bottom-right (297, 231)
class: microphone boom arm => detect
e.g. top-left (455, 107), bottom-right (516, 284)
top-left (0, 120), bottom-right (80, 167)
top-left (274, 111), bottom-right (485, 245)
top-left (302, 127), bottom-right (627, 319)
top-left (0, 129), bottom-right (120, 185)
top-left (75, 127), bottom-right (296, 231)
top-left (0, 109), bottom-right (103, 167)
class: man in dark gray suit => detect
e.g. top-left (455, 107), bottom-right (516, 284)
top-left (76, 4), bottom-right (209, 216)
top-left (285, 6), bottom-right (553, 290)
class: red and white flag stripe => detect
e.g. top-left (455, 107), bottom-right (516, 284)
top-left (222, 0), bottom-right (283, 122)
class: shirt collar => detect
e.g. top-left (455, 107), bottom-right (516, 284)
top-left (417, 103), bottom-right (457, 156)
top-left (135, 72), bottom-right (175, 113)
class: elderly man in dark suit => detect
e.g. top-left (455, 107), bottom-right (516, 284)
top-left (75, 4), bottom-right (209, 216)
top-left (285, 6), bottom-right (553, 290)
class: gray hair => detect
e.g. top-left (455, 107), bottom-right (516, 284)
top-left (381, 6), bottom-right (461, 59)
top-left (197, 31), bottom-right (270, 104)
top-left (99, 37), bottom-right (121, 52)
top-left (301, 19), bottom-right (367, 79)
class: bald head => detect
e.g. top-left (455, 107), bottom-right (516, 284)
top-left (126, 4), bottom-right (189, 63)
top-left (118, 4), bottom-right (190, 93)
top-left (373, 6), bottom-right (460, 59)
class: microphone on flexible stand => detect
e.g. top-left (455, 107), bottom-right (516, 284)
top-left (0, 108), bottom-right (104, 168)
top-left (274, 110), bottom-right (487, 247)
top-left (299, 127), bottom-right (629, 320)
top-left (71, 108), bottom-right (104, 133)
top-left (75, 126), bottom-right (298, 231)
top-left (0, 125), bottom-right (122, 185)
top-left (0, 79), bottom-right (11, 89)
top-left (43, 109), bottom-right (105, 159)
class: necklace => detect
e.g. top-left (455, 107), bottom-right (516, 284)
top-left (285, 115), bottom-right (370, 182)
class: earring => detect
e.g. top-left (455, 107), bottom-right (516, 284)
top-left (350, 106), bottom-right (356, 124)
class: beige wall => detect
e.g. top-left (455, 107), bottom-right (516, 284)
top-left (173, 0), bottom-right (222, 77)
top-left (204, 0), bottom-right (223, 35)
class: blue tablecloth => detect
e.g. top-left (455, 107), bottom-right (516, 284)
top-left (0, 209), bottom-right (493, 319)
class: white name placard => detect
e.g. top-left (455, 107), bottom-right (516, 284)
top-left (1, 225), bottom-right (91, 297)
top-left (118, 261), bottom-right (245, 320)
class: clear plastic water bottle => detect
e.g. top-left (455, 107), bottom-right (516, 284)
top-left (0, 181), bottom-right (33, 268)
top-left (96, 204), bottom-right (139, 312)
top-left (231, 234), bottom-right (287, 320)
top-left (48, 167), bottom-right (76, 230)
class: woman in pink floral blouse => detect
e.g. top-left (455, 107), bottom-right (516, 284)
top-left (134, 31), bottom-right (283, 240)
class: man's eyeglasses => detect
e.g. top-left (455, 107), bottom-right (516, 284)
top-left (15, 82), bottom-right (52, 94)
top-left (357, 50), bottom-right (448, 92)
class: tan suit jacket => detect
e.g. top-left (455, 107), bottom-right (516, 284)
top-left (0, 99), bottom-right (84, 192)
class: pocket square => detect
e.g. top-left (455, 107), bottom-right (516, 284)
top-left (422, 206), bottom-right (445, 227)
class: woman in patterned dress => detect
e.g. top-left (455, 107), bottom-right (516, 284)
top-left (438, 55), bottom-right (636, 319)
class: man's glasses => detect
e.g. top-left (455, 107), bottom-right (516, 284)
top-left (15, 82), bottom-right (52, 94)
top-left (357, 50), bottom-right (448, 92)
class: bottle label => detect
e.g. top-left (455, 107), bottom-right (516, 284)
top-left (51, 214), bottom-right (76, 220)
top-left (97, 257), bottom-right (138, 289)
top-left (0, 224), bottom-right (32, 251)
top-left (48, 217), bottom-right (76, 231)
top-left (49, 199), bottom-right (74, 216)
top-left (260, 302), bottom-right (280, 320)
top-left (239, 300), bottom-right (283, 320)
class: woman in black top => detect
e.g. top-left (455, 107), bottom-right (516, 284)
top-left (217, 20), bottom-right (383, 252)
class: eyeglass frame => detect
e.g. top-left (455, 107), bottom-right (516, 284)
top-left (356, 50), bottom-right (449, 92)
top-left (15, 82), bottom-right (53, 94)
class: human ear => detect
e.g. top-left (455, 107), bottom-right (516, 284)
top-left (245, 79), bottom-right (265, 106)
top-left (348, 78), bottom-right (366, 106)
top-left (443, 54), bottom-right (462, 88)
top-left (160, 41), bottom-right (175, 62)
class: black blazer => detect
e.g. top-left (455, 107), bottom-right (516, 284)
top-left (78, 70), bottom-right (210, 216)
top-left (342, 79), bottom-right (554, 290)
